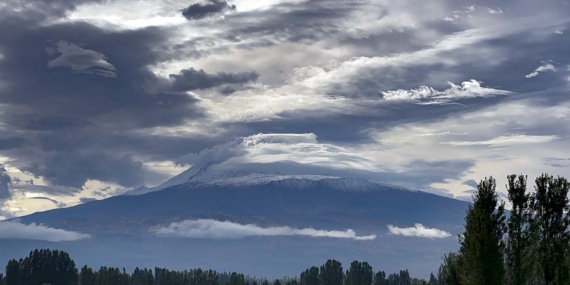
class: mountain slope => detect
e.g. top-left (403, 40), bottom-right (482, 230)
top-left (5, 173), bottom-right (469, 279)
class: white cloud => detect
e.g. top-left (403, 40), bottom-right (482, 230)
top-left (47, 41), bottom-right (117, 78)
top-left (153, 219), bottom-right (376, 240)
top-left (381, 80), bottom-right (511, 104)
top-left (525, 61), bottom-right (557, 78)
top-left (363, 96), bottom-right (570, 199)
top-left (443, 134), bottom-right (559, 147)
top-left (0, 221), bottom-right (90, 241)
top-left (52, 0), bottom-right (188, 30)
top-left (387, 223), bottom-right (451, 238)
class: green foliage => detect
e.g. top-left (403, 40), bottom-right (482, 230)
top-left (345, 260), bottom-right (373, 285)
top-left (532, 174), bottom-right (570, 285)
top-left (299, 266), bottom-right (319, 285)
top-left (130, 267), bottom-right (154, 285)
top-left (440, 252), bottom-right (460, 285)
top-left (318, 259), bottom-right (343, 285)
top-left (5, 259), bottom-right (21, 285)
top-left (504, 174), bottom-right (536, 285)
top-left (373, 271), bottom-right (386, 285)
top-left (227, 272), bottom-right (245, 285)
top-left (427, 273), bottom-right (437, 285)
top-left (79, 265), bottom-right (96, 285)
top-left (441, 173), bottom-right (570, 285)
top-left (7, 249), bottom-right (79, 285)
top-left (458, 177), bottom-right (506, 285)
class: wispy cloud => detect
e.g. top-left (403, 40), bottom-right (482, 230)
top-left (381, 80), bottom-right (511, 104)
top-left (0, 221), bottom-right (90, 241)
top-left (387, 223), bottom-right (451, 238)
top-left (443, 134), bottom-right (559, 147)
top-left (153, 219), bottom-right (376, 240)
top-left (525, 61), bottom-right (557, 78)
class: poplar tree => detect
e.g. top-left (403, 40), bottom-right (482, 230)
top-left (458, 177), bottom-right (506, 285)
top-left (505, 174), bottom-right (532, 285)
top-left (531, 174), bottom-right (570, 285)
top-left (345, 261), bottom-right (373, 285)
top-left (318, 259), bottom-right (343, 285)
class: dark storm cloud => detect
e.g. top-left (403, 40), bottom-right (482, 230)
top-left (181, 0), bottom-right (236, 20)
top-left (0, 19), bottom-right (198, 129)
top-left (221, 0), bottom-right (360, 44)
top-left (0, 16), bottom-right (245, 189)
top-left (0, 165), bottom-right (12, 199)
top-left (22, 151), bottom-right (144, 188)
top-left (169, 68), bottom-right (258, 92)
top-left (0, 138), bottom-right (25, 151)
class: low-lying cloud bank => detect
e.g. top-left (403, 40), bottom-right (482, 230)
top-left (153, 219), bottom-right (376, 240)
top-left (0, 221), bottom-right (90, 242)
top-left (387, 223), bottom-right (451, 239)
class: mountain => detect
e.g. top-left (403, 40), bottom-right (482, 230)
top-left (1, 163), bottom-right (469, 279)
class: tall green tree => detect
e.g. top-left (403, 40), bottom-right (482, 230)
top-left (300, 267), bottom-right (319, 285)
top-left (458, 177), bottom-right (506, 285)
top-left (440, 252), bottom-right (460, 285)
top-left (373, 271), bottom-right (386, 285)
top-left (228, 272), bottom-right (245, 285)
top-left (318, 259), bottom-right (343, 285)
top-left (532, 174), bottom-right (570, 285)
top-left (17, 249), bottom-right (78, 285)
top-left (79, 265), bottom-right (96, 285)
top-left (505, 174), bottom-right (532, 285)
top-left (427, 273), bottom-right (437, 285)
top-left (5, 259), bottom-right (21, 285)
top-left (345, 260), bottom-right (373, 285)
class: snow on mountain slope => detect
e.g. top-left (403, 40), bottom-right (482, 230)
top-left (125, 133), bottom-right (403, 195)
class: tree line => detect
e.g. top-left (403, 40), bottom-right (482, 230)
top-left (1, 250), bottom-right (436, 285)
top-left (438, 174), bottom-right (570, 285)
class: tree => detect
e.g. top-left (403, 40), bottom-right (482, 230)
top-left (458, 177), bottom-right (506, 285)
top-left (318, 259), bottom-right (343, 285)
top-left (228, 272), bottom-right (245, 285)
top-left (5, 259), bottom-right (21, 285)
top-left (373, 271), bottom-right (386, 285)
top-left (300, 266), bottom-right (319, 285)
top-left (504, 174), bottom-right (533, 285)
top-left (345, 260), bottom-right (373, 285)
top-left (531, 174), bottom-right (570, 285)
top-left (11, 249), bottom-right (78, 285)
top-left (440, 252), bottom-right (460, 285)
top-left (399, 270), bottom-right (410, 285)
top-left (427, 273), bottom-right (437, 285)
top-left (79, 265), bottom-right (96, 285)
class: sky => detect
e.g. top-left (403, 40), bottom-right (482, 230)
top-left (0, 0), bottom-right (569, 219)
